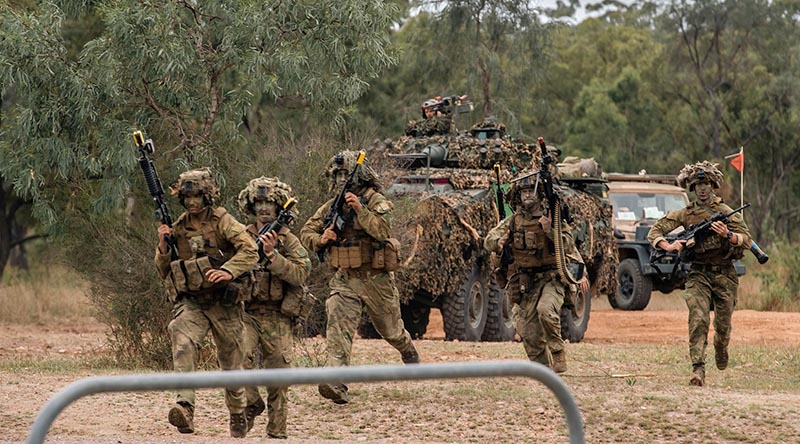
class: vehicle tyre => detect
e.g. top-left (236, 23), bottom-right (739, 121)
top-left (401, 300), bottom-right (430, 340)
top-left (561, 285), bottom-right (591, 343)
top-left (481, 277), bottom-right (515, 341)
top-left (613, 258), bottom-right (653, 310)
top-left (443, 264), bottom-right (488, 341)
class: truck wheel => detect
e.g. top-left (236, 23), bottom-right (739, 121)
top-left (401, 300), bottom-right (431, 340)
top-left (481, 278), bottom-right (515, 342)
top-left (443, 264), bottom-right (488, 341)
top-left (613, 258), bottom-right (653, 310)
top-left (561, 286), bottom-right (591, 343)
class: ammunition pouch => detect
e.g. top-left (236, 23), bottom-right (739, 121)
top-left (252, 270), bottom-right (285, 302)
top-left (168, 256), bottom-right (219, 294)
top-left (330, 238), bottom-right (402, 271)
top-left (372, 238), bottom-right (402, 271)
top-left (280, 288), bottom-right (318, 321)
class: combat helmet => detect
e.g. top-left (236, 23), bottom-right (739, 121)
top-left (507, 171), bottom-right (545, 208)
top-left (677, 161), bottom-right (724, 191)
top-left (324, 150), bottom-right (381, 192)
top-left (237, 176), bottom-right (293, 216)
top-left (173, 167), bottom-right (220, 206)
top-left (421, 97), bottom-right (441, 119)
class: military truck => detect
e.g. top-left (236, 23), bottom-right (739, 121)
top-left (363, 119), bottom-right (617, 343)
top-left (606, 173), bottom-right (745, 310)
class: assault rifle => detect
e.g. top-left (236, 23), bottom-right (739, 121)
top-left (493, 163), bottom-right (507, 220)
top-left (318, 151), bottom-right (366, 261)
top-left (256, 197), bottom-right (297, 261)
top-left (650, 203), bottom-right (768, 277)
top-left (133, 130), bottom-right (177, 260)
top-left (425, 95), bottom-right (468, 116)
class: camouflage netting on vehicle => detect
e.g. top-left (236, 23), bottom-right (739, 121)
top-left (557, 185), bottom-right (618, 296)
top-left (557, 157), bottom-right (604, 179)
top-left (368, 134), bottom-right (538, 173)
top-left (391, 191), bottom-right (498, 303)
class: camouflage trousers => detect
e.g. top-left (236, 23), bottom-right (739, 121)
top-left (243, 309), bottom-right (293, 438)
top-left (325, 269), bottom-right (415, 367)
top-left (167, 297), bottom-right (246, 413)
top-left (512, 273), bottom-right (566, 364)
top-left (684, 264), bottom-right (738, 366)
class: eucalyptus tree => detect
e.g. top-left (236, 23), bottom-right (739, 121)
top-left (0, 0), bottom-right (399, 364)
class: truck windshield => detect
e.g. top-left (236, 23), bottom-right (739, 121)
top-left (610, 192), bottom-right (686, 221)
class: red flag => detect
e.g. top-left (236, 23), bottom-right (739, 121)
top-left (730, 152), bottom-right (744, 172)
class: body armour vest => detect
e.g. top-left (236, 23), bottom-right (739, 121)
top-left (510, 213), bottom-right (557, 268)
top-left (683, 200), bottom-right (739, 264)
top-left (328, 201), bottom-right (375, 270)
top-left (168, 207), bottom-right (237, 296)
top-left (247, 225), bottom-right (288, 302)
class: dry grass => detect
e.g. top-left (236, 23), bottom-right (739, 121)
top-left (0, 263), bottom-right (94, 324)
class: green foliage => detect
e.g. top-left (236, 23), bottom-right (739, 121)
top-left (1, 0), bottom-right (399, 365)
top-left (747, 241), bottom-right (800, 312)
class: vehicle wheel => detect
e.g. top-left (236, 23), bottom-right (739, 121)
top-left (481, 277), bottom-right (515, 342)
top-left (401, 300), bottom-right (430, 340)
top-left (357, 310), bottom-right (382, 339)
top-left (613, 258), bottom-right (653, 310)
top-left (443, 264), bottom-right (488, 341)
top-left (561, 285), bottom-right (591, 343)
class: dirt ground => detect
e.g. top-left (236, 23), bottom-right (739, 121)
top-left (3, 293), bottom-right (800, 443)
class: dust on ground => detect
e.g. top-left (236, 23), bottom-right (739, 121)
top-left (3, 294), bottom-right (800, 444)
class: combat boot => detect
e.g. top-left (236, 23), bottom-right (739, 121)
top-left (715, 345), bottom-right (729, 370)
top-left (168, 402), bottom-right (194, 434)
top-left (318, 383), bottom-right (350, 404)
top-left (550, 349), bottom-right (567, 374)
top-left (690, 364), bottom-right (705, 387)
top-left (401, 346), bottom-right (420, 364)
top-left (229, 412), bottom-right (248, 438)
top-left (244, 398), bottom-right (265, 433)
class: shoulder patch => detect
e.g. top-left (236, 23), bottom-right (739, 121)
top-left (373, 199), bottom-right (394, 215)
top-left (665, 209), bottom-right (683, 221)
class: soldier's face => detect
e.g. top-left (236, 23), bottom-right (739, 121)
top-left (424, 107), bottom-right (436, 119)
top-left (334, 169), bottom-right (349, 188)
top-left (254, 200), bottom-right (278, 224)
top-left (520, 188), bottom-right (540, 211)
top-left (183, 193), bottom-right (205, 214)
top-left (695, 182), bottom-right (713, 202)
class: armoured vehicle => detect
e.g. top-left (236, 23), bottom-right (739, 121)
top-left (607, 173), bottom-right (745, 310)
top-left (363, 117), bottom-right (618, 343)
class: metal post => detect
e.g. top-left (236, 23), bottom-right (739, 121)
top-left (28, 360), bottom-right (584, 444)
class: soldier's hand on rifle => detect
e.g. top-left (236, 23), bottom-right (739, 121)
top-left (157, 224), bottom-right (173, 254)
top-left (539, 215), bottom-right (552, 233)
top-left (344, 192), bottom-right (362, 212)
top-left (710, 221), bottom-right (731, 239)
top-left (205, 268), bottom-right (233, 283)
top-left (658, 239), bottom-right (686, 253)
top-left (320, 227), bottom-right (338, 246)
top-left (259, 231), bottom-right (278, 256)
top-left (579, 276), bottom-right (590, 295)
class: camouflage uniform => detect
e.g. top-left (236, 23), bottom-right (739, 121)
top-left (237, 177), bottom-right (311, 438)
top-left (300, 151), bottom-right (419, 404)
top-left (647, 161), bottom-right (751, 386)
top-left (484, 174), bottom-right (584, 373)
top-left (154, 168), bottom-right (258, 436)
top-left (485, 212), bottom-right (582, 371)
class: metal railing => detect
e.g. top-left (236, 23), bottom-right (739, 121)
top-left (28, 360), bottom-right (584, 443)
